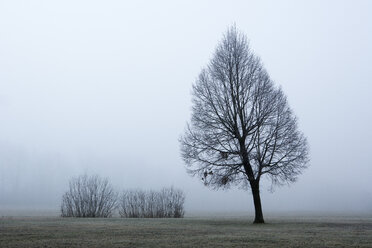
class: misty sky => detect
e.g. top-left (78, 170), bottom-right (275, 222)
top-left (1, 0), bottom-right (371, 214)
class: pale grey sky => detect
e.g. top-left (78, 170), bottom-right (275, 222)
top-left (0, 0), bottom-right (371, 214)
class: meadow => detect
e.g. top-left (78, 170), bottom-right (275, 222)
top-left (1, 214), bottom-right (372, 247)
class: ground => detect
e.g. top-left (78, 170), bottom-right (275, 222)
top-left (1, 215), bottom-right (372, 247)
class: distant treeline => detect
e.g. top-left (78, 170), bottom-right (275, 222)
top-left (60, 174), bottom-right (185, 218)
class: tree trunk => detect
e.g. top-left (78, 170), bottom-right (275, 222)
top-left (251, 180), bottom-right (264, 224)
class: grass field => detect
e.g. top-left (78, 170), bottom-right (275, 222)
top-left (1, 215), bottom-right (372, 247)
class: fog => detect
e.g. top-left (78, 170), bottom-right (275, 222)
top-left (1, 0), bottom-right (371, 215)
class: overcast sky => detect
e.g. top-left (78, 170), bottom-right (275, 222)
top-left (1, 0), bottom-right (371, 215)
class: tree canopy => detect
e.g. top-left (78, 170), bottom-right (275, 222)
top-left (180, 26), bottom-right (309, 223)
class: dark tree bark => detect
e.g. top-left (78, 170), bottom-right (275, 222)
top-left (250, 180), bottom-right (264, 223)
top-left (180, 25), bottom-right (309, 224)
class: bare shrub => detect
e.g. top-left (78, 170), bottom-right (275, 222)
top-left (119, 187), bottom-right (185, 218)
top-left (61, 174), bottom-right (117, 217)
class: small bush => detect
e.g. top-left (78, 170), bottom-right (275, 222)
top-left (61, 174), bottom-right (117, 217)
top-left (119, 187), bottom-right (185, 218)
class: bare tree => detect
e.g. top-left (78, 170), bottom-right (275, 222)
top-left (61, 174), bottom-right (117, 217)
top-left (180, 26), bottom-right (309, 223)
top-left (118, 187), bottom-right (185, 218)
